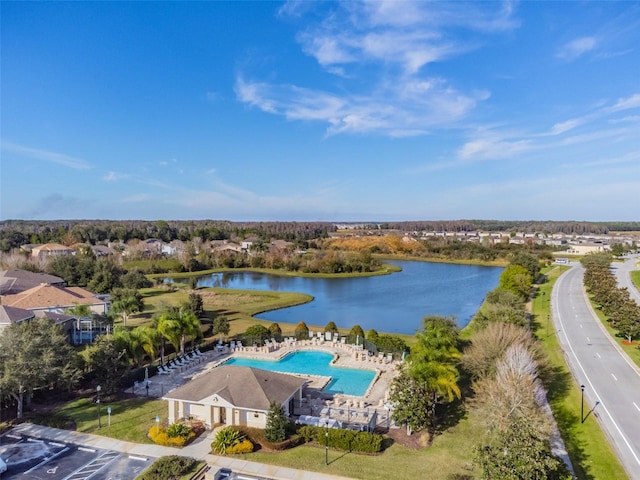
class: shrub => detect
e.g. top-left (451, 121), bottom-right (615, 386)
top-left (166, 422), bottom-right (193, 439)
top-left (137, 455), bottom-right (198, 480)
top-left (297, 426), bottom-right (383, 453)
top-left (244, 324), bottom-right (269, 344)
top-left (148, 424), bottom-right (196, 447)
top-left (225, 438), bottom-right (254, 454)
top-left (294, 321), bottom-right (309, 340)
top-left (268, 322), bottom-right (282, 340)
top-left (324, 321), bottom-right (339, 335)
top-left (212, 427), bottom-right (246, 454)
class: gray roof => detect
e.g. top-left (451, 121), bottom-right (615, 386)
top-left (35, 310), bottom-right (76, 325)
top-left (0, 269), bottom-right (65, 295)
top-left (0, 305), bottom-right (35, 325)
top-left (164, 366), bottom-right (306, 411)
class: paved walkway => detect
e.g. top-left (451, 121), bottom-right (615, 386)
top-left (11, 423), bottom-right (355, 480)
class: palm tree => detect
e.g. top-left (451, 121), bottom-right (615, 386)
top-left (111, 294), bottom-right (143, 327)
top-left (157, 307), bottom-right (201, 357)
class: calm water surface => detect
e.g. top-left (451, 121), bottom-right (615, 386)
top-left (178, 260), bottom-right (502, 334)
top-left (223, 351), bottom-right (375, 396)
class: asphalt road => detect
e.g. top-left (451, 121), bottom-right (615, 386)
top-left (611, 255), bottom-right (640, 305)
top-left (553, 263), bottom-right (640, 480)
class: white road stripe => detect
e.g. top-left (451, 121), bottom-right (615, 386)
top-left (634, 402), bottom-right (640, 413)
top-left (596, 353), bottom-right (601, 358)
top-left (612, 373), bottom-right (618, 381)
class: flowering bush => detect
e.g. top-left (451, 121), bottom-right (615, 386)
top-left (225, 438), bottom-right (254, 454)
top-left (148, 423), bottom-right (196, 447)
top-left (212, 427), bottom-right (251, 454)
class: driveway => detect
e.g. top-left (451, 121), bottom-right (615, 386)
top-left (552, 263), bottom-right (640, 479)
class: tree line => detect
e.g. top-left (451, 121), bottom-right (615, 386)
top-left (582, 253), bottom-right (640, 343)
top-left (0, 220), bottom-right (336, 252)
top-left (386, 253), bottom-right (572, 479)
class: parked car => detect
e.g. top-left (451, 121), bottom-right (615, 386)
top-left (214, 468), bottom-right (233, 480)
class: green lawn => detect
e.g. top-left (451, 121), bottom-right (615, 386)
top-left (530, 266), bottom-right (627, 480)
top-left (631, 269), bottom-right (640, 291)
top-left (248, 415), bottom-right (483, 480)
top-left (49, 397), bottom-right (167, 444)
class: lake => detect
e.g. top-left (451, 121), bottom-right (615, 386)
top-left (174, 260), bottom-right (502, 335)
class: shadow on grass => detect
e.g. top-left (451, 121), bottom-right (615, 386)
top-left (544, 365), bottom-right (595, 480)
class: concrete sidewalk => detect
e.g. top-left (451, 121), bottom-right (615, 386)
top-left (10, 423), bottom-right (354, 480)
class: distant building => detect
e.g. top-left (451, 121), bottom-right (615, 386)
top-left (31, 243), bottom-right (75, 260)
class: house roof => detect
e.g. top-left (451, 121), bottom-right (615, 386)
top-left (0, 269), bottom-right (65, 295)
top-left (0, 305), bottom-right (35, 325)
top-left (164, 366), bottom-right (307, 411)
top-left (32, 243), bottom-right (74, 253)
top-left (2, 284), bottom-right (106, 310)
top-left (35, 310), bottom-right (76, 325)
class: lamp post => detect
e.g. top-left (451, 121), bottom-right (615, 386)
top-left (581, 385), bottom-right (585, 423)
top-left (546, 314), bottom-right (550, 337)
top-left (325, 428), bottom-right (329, 465)
top-left (96, 385), bottom-right (102, 428)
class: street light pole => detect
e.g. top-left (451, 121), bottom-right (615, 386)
top-left (581, 385), bottom-right (585, 423)
top-left (325, 428), bottom-right (329, 465)
top-left (96, 385), bottom-right (102, 428)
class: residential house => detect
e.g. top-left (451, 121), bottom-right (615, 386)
top-left (0, 269), bottom-right (65, 295)
top-left (163, 366), bottom-right (307, 429)
top-left (0, 305), bottom-right (35, 332)
top-left (31, 243), bottom-right (75, 260)
top-left (1, 283), bottom-right (109, 344)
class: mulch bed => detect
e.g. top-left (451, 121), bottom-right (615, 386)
top-left (385, 427), bottom-right (429, 449)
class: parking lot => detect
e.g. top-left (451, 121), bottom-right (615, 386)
top-left (0, 433), bottom-right (151, 480)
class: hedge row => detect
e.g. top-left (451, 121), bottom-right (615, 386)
top-left (298, 426), bottom-right (383, 453)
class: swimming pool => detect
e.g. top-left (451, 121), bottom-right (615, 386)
top-left (221, 350), bottom-right (376, 396)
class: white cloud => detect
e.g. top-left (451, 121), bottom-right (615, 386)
top-left (549, 118), bottom-right (586, 135)
top-left (235, 75), bottom-right (483, 136)
top-left (1, 141), bottom-right (91, 170)
top-left (102, 171), bottom-right (130, 182)
top-left (556, 36), bottom-right (597, 61)
top-left (457, 138), bottom-right (532, 161)
top-left (608, 93), bottom-right (640, 112)
top-left (235, 1), bottom-right (516, 137)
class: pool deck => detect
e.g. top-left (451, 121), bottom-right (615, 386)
top-left (130, 340), bottom-right (401, 431)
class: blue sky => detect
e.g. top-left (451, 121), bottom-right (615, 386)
top-left (1, 1), bottom-right (639, 222)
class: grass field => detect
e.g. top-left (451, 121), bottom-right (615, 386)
top-left (45, 397), bottom-right (167, 444)
top-left (631, 270), bottom-right (640, 291)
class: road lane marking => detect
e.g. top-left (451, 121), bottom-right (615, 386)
top-left (587, 336), bottom-right (591, 343)
top-left (554, 268), bottom-right (640, 467)
top-left (634, 402), bottom-right (640, 413)
top-left (612, 373), bottom-right (618, 381)
top-left (596, 353), bottom-right (601, 358)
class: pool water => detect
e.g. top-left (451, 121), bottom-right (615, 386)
top-left (222, 350), bottom-right (376, 396)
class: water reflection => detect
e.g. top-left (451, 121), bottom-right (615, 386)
top-left (170, 261), bottom-right (502, 334)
